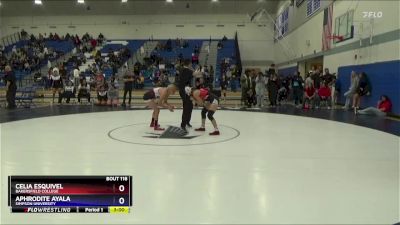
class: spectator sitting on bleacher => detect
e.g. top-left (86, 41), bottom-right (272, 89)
top-left (21, 29), bottom-right (28, 40)
top-left (59, 79), bottom-right (75, 104)
top-left (191, 53), bottom-right (199, 65)
top-left (217, 41), bottom-right (223, 49)
top-left (78, 79), bottom-right (91, 104)
top-left (53, 33), bottom-right (61, 41)
top-left (97, 83), bottom-right (108, 106)
top-left (138, 74), bottom-right (145, 89)
top-left (303, 76), bottom-right (316, 109)
top-left (317, 82), bottom-right (332, 109)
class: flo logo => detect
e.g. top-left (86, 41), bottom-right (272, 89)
top-left (143, 126), bottom-right (200, 139)
top-left (362, 11), bottom-right (383, 18)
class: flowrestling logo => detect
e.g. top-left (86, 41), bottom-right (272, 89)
top-left (362, 11), bottom-right (383, 18)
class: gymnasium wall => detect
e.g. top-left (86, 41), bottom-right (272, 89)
top-left (277, 63), bottom-right (298, 77)
top-left (275, 1), bottom-right (399, 115)
top-left (274, 0), bottom-right (400, 67)
top-left (337, 60), bottom-right (400, 115)
top-left (0, 14), bottom-right (275, 67)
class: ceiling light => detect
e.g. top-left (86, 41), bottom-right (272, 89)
top-left (34, 0), bottom-right (43, 5)
top-left (166, 0), bottom-right (173, 3)
top-left (77, 0), bottom-right (84, 4)
top-left (122, 0), bottom-right (128, 2)
top-left (211, 0), bottom-right (219, 2)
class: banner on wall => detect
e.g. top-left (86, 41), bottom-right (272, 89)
top-left (322, 3), bottom-right (334, 51)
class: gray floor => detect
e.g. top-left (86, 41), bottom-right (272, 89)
top-left (1, 109), bottom-right (399, 224)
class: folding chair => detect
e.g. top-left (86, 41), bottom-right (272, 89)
top-left (15, 86), bottom-right (36, 108)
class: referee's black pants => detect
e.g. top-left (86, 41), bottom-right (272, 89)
top-left (179, 89), bottom-right (193, 128)
top-left (6, 88), bottom-right (17, 108)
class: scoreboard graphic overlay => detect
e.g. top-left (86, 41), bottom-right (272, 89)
top-left (8, 176), bottom-right (132, 213)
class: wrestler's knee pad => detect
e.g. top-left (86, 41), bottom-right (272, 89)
top-left (207, 111), bottom-right (215, 121)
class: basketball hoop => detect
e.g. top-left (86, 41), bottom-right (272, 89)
top-left (327, 35), bottom-right (344, 42)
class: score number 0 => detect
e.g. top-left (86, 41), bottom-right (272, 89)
top-left (118, 185), bottom-right (125, 205)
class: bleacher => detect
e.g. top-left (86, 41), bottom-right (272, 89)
top-left (151, 39), bottom-right (203, 63)
top-left (3, 40), bottom-right (30, 53)
top-left (45, 40), bottom-right (74, 54)
top-left (215, 40), bottom-right (237, 87)
top-left (1, 39), bottom-right (76, 87)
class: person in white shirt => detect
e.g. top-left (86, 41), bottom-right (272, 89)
top-left (78, 79), bottom-right (91, 103)
top-left (47, 60), bottom-right (52, 70)
top-left (59, 80), bottom-right (75, 104)
top-left (107, 76), bottom-right (119, 106)
top-left (73, 67), bottom-right (80, 90)
top-left (43, 47), bottom-right (49, 56)
top-left (50, 68), bottom-right (63, 103)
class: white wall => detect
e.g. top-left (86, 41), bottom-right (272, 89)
top-left (1, 14), bottom-right (275, 66)
top-left (324, 40), bottom-right (400, 74)
top-left (275, 0), bottom-right (400, 71)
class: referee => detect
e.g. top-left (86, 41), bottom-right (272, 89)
top-left (177, 59), bottom-right (194, 131)
top-left (4, 65), bottom-right (17, 109)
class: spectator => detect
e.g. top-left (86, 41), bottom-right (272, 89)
top-left (220, 74), bottom-right (229, 104)
top-left (292, 71), bottom-right (304, 106)
top-left (217, 41), bottom-right (223, 49)
top-left (50, 68), bottom-right (63, 104)
top-left (73, 66), bottom-right (80, 90)
top-left (303, 77), bottom-right (316, 109)
top-left (353, 72), bottom-right (372, 112)
top-left (20, 29), bottom-right (28, 40)
top-left (191, 53), bottom-right (199, 65)
top-left (267, 73), bottom-right (279, 107)
top-left (122, 69), bottom-right (134, 106)
top-left (311, 69), bottom-right (322, 90)
top-left (333, 73), bottom-right (341, 106)
top-left (77, 79), bottom-right (91, 104)
top-left (59, 80), bottom-right (75, 104)
top-left (193, 65), bottom-right (203, 89)
top-left (322, 68), bottom-right (335, 86)
top-left (107, 76), bottom-right (119, 107)
top-left (4, 65), bottom-right (17, 109)
top-left (343, 71), bottom-right (359, 110)
top-left (267, 64), bottom-right (276, 77)
top-left (97, 83), bottom-right (108, 106)
top-left (356, 95), bottom-right (391, 116)
top-left (255, 72), bottom-right (266, 108)
top-left (249, 72), bottom-right (257, 107)
top-left (240, 69), bottom-right (252, 107)
top-left (317, 82), bottom-right (332, 109)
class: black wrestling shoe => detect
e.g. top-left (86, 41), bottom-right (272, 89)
top-left (180, 126), bottom-right (188, 133)
top-left (187, 123), bottom-right (193, 128)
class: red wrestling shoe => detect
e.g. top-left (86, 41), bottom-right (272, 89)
top-left (195, 127), bottom-right (206, 132)
top-left (209, 130), bottom-right (220, 136)
top-left (154, 125), bottom-right (165, 131)
top-left (150, 121), bottom-right (155, 127)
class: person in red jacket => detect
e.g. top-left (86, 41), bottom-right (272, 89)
top-left (302, 77), bottom-right (315, 109)
top-left (317, 82), bottom-right (332, 109)
top-left (356, 95), bottom-right (392, 116)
